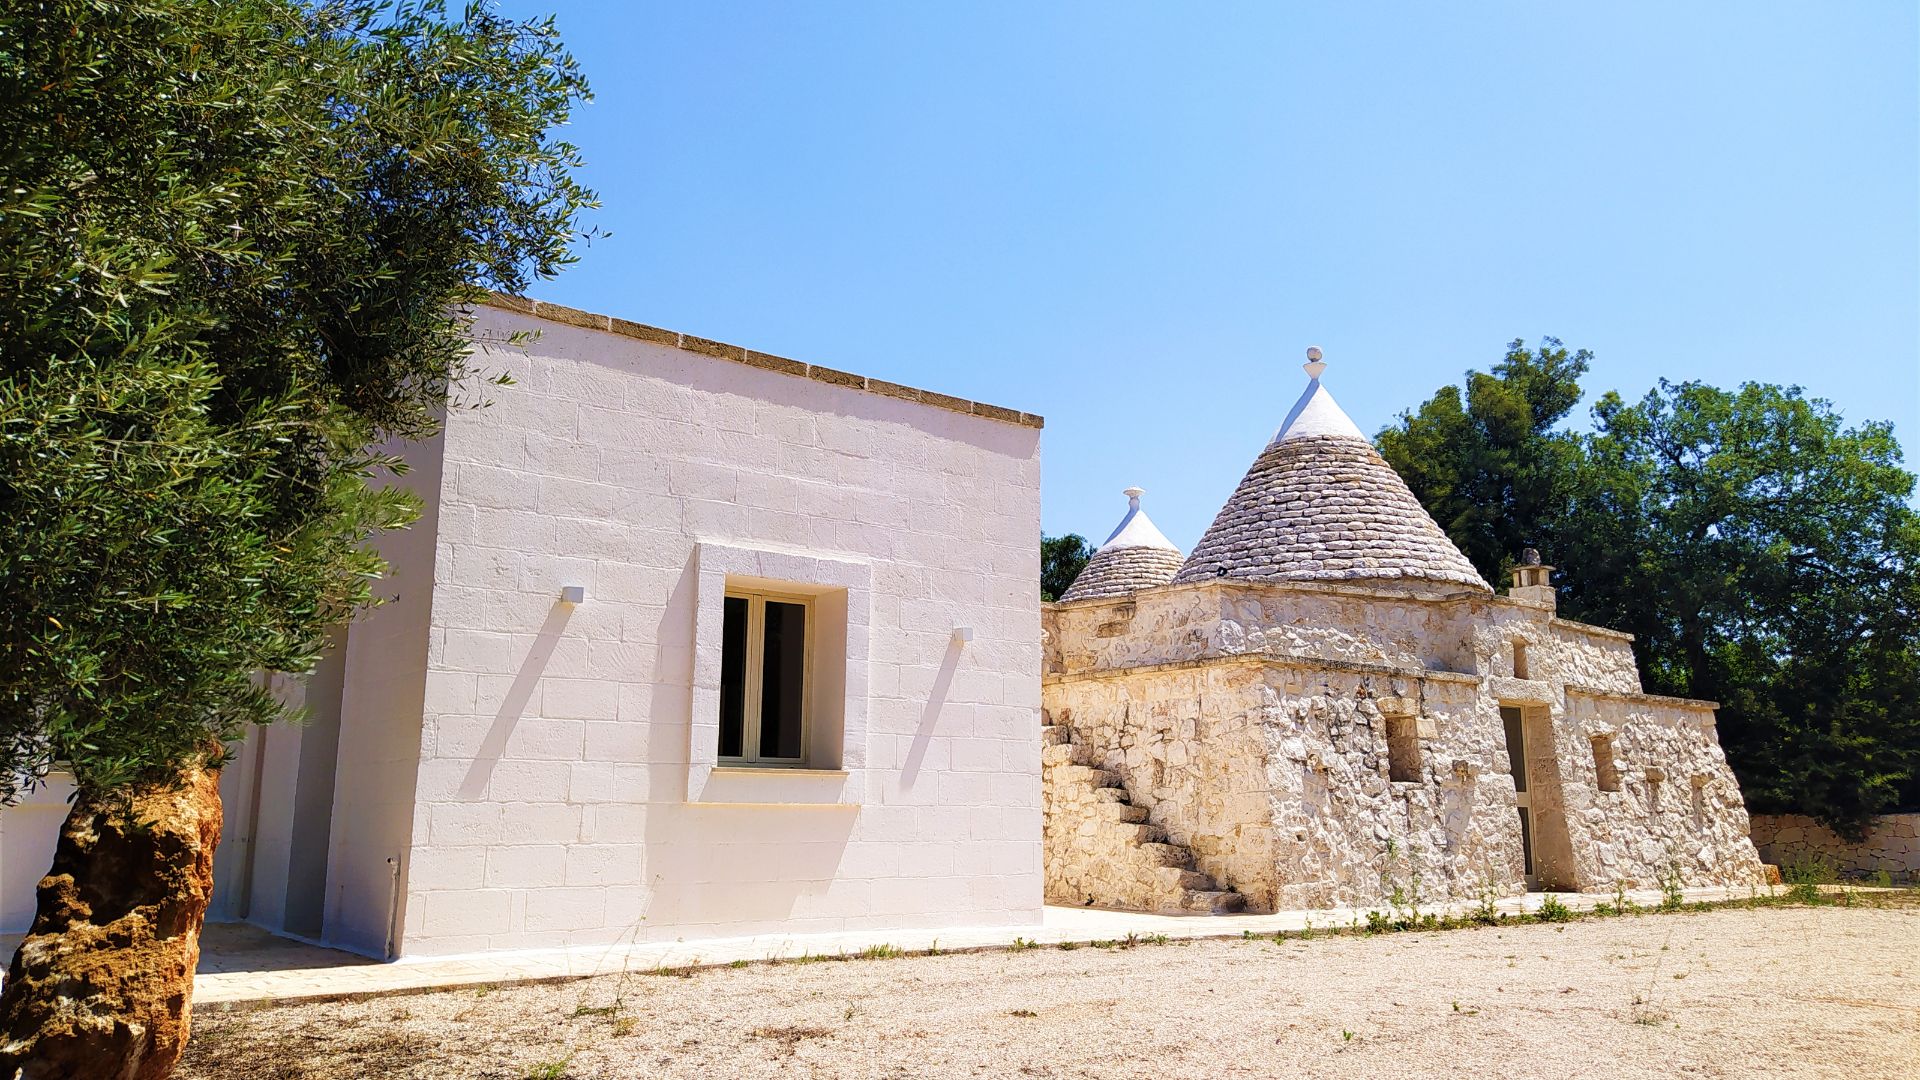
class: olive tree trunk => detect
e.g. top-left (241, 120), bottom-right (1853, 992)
top-left (0, 767), bottom-right (222, 1080)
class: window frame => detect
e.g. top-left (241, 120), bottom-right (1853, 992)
top-left (719, 587), bottom-right (815, 768)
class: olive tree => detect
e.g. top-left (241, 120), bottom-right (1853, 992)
top-left (0, 2), bottom-right (594, 1074)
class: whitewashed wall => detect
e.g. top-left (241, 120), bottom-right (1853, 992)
top-left (389, 305), bottom-right (1044, 956)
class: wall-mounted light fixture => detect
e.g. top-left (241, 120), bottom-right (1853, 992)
top-left (559, 585), bottom-right (586, 605)
top-left (952, 627), bottom-right (974, 646)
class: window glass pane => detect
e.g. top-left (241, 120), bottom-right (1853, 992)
top-left (759, 600), bottom-right (807, 760)
top-left (719, 596), bottom-right (748, 758)
top-left (1501, 706), bottom-right (1527, 792)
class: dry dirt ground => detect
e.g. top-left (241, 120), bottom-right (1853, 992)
top-left (179, 899), bottom-right (1919, 1080)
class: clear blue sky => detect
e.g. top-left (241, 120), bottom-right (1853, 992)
top-left (497, 1), bottom-right (1919, 550)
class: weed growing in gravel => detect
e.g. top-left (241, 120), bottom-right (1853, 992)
top-left (1629, 993), bottom-right (1670, 1026)
top-left (1782, 858), bottom-right (1834, 905)
top-left (1008, 937), bottom-right (1038, 952)
top-left (612, 1017), bottom-right (638, 1037)
top-left (1658, 862), bottom-right (1686, 911)
top-left (752, 1025), bottom-right (833, 1056)
top-left (926, 939), bottom-right (944, 956)
top-left (1058, 940), bottom-right (1081, 951)
top-left (1147, 933), bottom-right (1170, 946)
top-left (1537, 895), bottom-right (1573, 923)
top-left (569, 1004), bottom-right (618, 1019)
top-left (525, 1059), bottom-right (572, 1080)
top-left (1473, 872), bottom-right (1503, 925)
top-left (1010, 1008), bottom-right (1039, 1018)
top-left (859, 943), bottom-right (902, 960)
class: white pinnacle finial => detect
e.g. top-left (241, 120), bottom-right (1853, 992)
top-left (1304, 345), bottom-right (1326, 380)
top-left (1123, 486), bottom-right (1144, 509)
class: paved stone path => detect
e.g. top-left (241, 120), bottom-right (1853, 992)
top-left (186, 886), bottom-right (1785, 1005)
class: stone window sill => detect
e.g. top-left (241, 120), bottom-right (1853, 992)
top-left (694, 766), bottom-right (857, 806)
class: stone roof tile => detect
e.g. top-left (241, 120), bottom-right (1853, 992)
top-left (1060, 488), bottom-right (1185, 602)
top-left (1172, 353), bottom-right (1490, 592)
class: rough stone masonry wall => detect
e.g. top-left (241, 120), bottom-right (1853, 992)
top-left (1257, 667), bottom-right (1527, 908)
top-left (1043, 579), bottom-right (1766, 910)
top-left (1044, 659), bottom-right (1530, 911)
top-left (1557, 694), bottom-right (1765, 890)
top-left (1749, 814), bottom-right (1920, 881)
top-left (1041, 752), bottom-right (1162, 909)
top-left (1044, 663), bottom-right (1281, 910)
top-left (1046, 581), bottom-right (1482, 679)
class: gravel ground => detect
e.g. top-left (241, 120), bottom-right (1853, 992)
top-left (180, 898), bottom-right (1919, 1080)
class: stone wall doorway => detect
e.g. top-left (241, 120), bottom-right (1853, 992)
top-left (1500, 705), bottom-right (1577, 891)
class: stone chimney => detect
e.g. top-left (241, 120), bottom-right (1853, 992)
top-left (1509, 547), bottom-right (1556, 609)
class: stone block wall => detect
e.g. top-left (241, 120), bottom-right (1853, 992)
top-left (1749, 814), bottom-right (1920, 881)
top-left (380, 303), bottom-right (1046, 956)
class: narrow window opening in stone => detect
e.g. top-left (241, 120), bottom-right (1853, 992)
top-left (1512, 640), bottom-right (1529, 680)
top-left (1384, 712), bottom-right (1421, 783)
top-left (1691, 776), bottom-right (1709, 824)
top-left (1645, 767), bottom-right (1666, 812)
top-left (1591, 735), bottom-right (1620, 792)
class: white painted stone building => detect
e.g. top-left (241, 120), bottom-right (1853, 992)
top-left (3, 298), bottom-right (1045, 957)
top-left (1042, 352), bottom-right (1766, 912)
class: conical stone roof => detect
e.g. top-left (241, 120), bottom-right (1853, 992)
top-left (1172, 349), bottom-right (1491, 592)
top-left (1059, 488), bottom-right (1186, 601)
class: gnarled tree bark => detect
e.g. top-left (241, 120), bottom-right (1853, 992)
top-left (0, 767), bottom-right (222, 1080)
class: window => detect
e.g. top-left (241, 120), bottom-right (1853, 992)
top-left (1591, 734), bottom-right (1620, 792)
top-left (1645, 767), bottom-right (1665, 812)
top-left (1691, 776), bottom-right (1709, 823)
top-left (719, 590), bottom-right (812, 765)
top-left (1384, 711), bottom-right (1421, 783)
top-left (1512, 640), bottom-right (1529, 680)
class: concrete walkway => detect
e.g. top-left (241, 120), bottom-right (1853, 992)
top-left (191, 885), bottom-right (1784, 1006)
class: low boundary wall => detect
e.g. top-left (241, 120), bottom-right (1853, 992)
top-left (1748, 813), bottom-right (1918, 881)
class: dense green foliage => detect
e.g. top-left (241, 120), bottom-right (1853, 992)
top-left (1041, 533), bottom-right (1092, 602)
top-left (0, 0), bottom-right (595, 799)
top-left (1381, 342), bottom-right (1920, 837)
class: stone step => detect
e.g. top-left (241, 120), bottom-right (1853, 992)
top-left (1050, 764), bottom-right (1118, 788)
top-left (1153, 867), bottom-right (1215, 892)
top-left (1135, 843), bottom-right (1193, 868)
top-left (1039, 725), bottom-right (1072, 747)
top-left (1090, 787), bottom-right (1129, 804)
top-left (1092, 801), bottom-right (1148, 823)
top-left (1180, 889), bottom-right (1247, 914)
top-left (1109, 822), bottom-right (1166, 845)
top-left (1040, 743), bottom-right (1087, 767)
